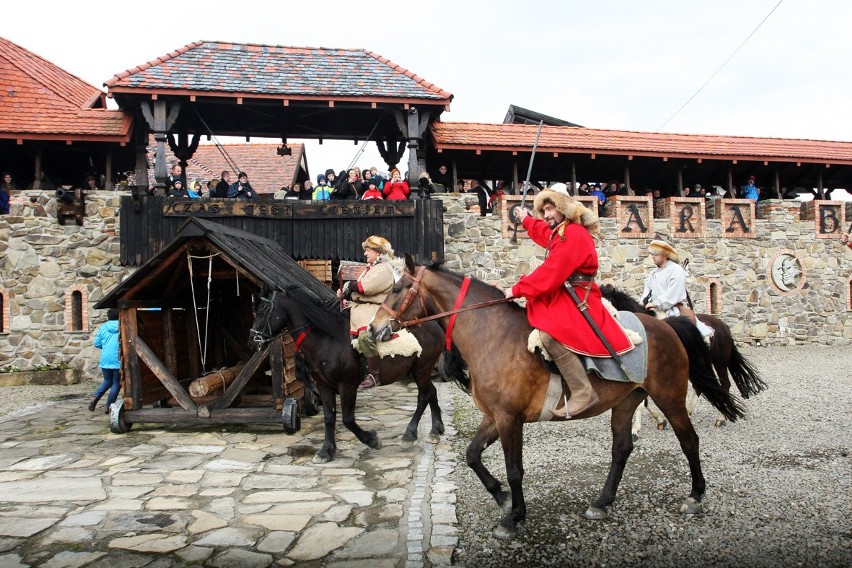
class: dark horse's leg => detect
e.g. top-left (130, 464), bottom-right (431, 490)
top-left (493, 415), bottom-right (526, 540)
top-left (466, 416), bottom-right (510, 510)
top-left (339, 383), bottom-right (381, 450)
top-left (586, 389), bottom-right (646, 519)
top-left (652, 392), bottom-right (706, 512)
top-left (402, 367), bottom-right (444, 443)
top-left (314, 384), bottom-right (338, 463)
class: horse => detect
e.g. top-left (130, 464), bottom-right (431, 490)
top-left (369, 258), bottom-right (746, 539)
top-left (249, 284), bottom-right (450, 463)
top-left (599, 284), bottom-right (766, 433)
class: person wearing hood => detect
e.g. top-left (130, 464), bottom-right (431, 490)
top-left (300, 180), bottom-right (314, 200)
top-left (361, 179), bottom-right (384, 200)
top-left (334, 168), bottom-right (363, 199)
top-left (382, 168), bottom-right (410, 200)
top-left (88, 309), bottom-right (122, 414)
top-left (313, 175), bottom-right (333, 200)
top-left (227, 172), bottom-right (257, 199)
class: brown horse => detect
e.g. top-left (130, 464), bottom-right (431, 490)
top-left (599, 284), bottom-right (766, 430)
top-left (370, 258), bottom-right (745, 539)
top-left (249, 284), bottom-right (452, 462)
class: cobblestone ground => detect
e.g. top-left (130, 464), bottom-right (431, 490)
top-left (0, 380), bottom-right (459, 567)
top-left (450, 345), bottom-right (852, 567)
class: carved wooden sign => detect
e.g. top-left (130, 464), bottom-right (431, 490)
top-left (163, 199), bottom-right (416, 219)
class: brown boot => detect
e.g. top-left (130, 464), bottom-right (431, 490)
top-left (359, 356), bottom-right (381, 390)
top-left (542, 333), bottom-right (599, 417)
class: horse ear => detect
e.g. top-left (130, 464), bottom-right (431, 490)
top-left (404, 254), bottom-right (416, 275)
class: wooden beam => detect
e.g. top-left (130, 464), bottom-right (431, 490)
top-left (123, 243), bottom-right (193, 301)
top-left (162, 308), bottom-right (177, 379)
top-left (213, 347), bottom-right (269, 410)
top-left (135, 335), bottom-right (198, 411)
top-left (120, 308), bottom-right (142, 409)
top-left (222, 327), bottom-right (253, 363)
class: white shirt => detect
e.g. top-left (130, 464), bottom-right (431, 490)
top-left (642, 261), bottom-right (688, 317)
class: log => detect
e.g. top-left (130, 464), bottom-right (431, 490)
top-left (188, 363), bottom-right (245, 397)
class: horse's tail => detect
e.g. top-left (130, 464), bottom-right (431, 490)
top-left (665, 316), bottom-right (745, 423)
top-left (726, 343), bottom-right (767, 399)
top-left (440, 344), bottom-right (470, 394)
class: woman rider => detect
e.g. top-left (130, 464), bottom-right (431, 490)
top-left (337, 235), bottom-right (400, 389)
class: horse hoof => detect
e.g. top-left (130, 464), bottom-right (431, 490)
top-left (313, 452), bottom-right (332, 464)
top-left (367, 434), bottom-right (382, 450)
top-left (401, 432), bottom-right (417, 443)
top-left (492, 524), bottom-right (516, 540)
top-left (584, 506), bottom-right (608, 520)
top-left (714, 419), bottom-right (726, 428)
top-left (426, 433), bottom-right (441, 445)
top-left (631, 433), bottom-right (639, 443)
top-left (657, 420), bottom-right (668, 431)
top-left (679, 497), bottom-right (702, 515)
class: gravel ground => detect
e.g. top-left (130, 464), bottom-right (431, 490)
top-left (0, 378), bottom-right (99, 418)
top-left (450, 345), bottom-right (852, 567)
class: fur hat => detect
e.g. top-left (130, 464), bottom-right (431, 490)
top-left (648, 239), bottom-right (679, 263)
top-left (549, 182), bottom-right (569, 195)
top-left (362, 235), bottom-right (394, 256)
top-left (533, 189), bottom-right (600, 237)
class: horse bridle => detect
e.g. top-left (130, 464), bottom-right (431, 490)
top-left (379, 266), bottom-right (428, 331)
top-left (249, 290), bottom-right (310, 346)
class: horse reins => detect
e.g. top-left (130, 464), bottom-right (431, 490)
top-left (250, 290), bottom-right (311, 348)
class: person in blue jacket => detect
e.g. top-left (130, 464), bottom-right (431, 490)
top-left (88, 309), bottom-right (121, 413)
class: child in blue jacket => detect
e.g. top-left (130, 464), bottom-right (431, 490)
top-left (88, 309), bottom-right (121, 413)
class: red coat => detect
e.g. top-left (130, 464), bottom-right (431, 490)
top-left (512, 217), bottom-right (633, 357)
top-left (383, 180), bottom-right (410, 200)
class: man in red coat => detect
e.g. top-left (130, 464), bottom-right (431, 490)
top-left (506, 189), bottom-right (633, 417)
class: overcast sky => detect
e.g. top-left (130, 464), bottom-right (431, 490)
top-left (5, 0), bottom-right (850, 179)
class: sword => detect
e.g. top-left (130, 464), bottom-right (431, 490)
top-left (564, 283), bottom-right (635, 382)
top-left (510, 120), bottom-right (544, 243)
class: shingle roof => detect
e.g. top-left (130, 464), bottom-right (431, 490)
top-left (151, 141), bottom-right (306, 195)
top-left (95, 217), bottom-right (336, 310)
top-left (106, 41), bottom-right (453, 104)
top-left (430, 122), bottom-right (852, 165)
top-left (0, 36), bottom-right (132, 141)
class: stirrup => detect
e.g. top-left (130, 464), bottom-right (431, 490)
top-left (358, 374), bottom-right (378, 390)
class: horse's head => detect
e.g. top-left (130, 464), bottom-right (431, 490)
top-left (371, 255), bottom-right (436, 343)
top-left (248, 289), bottom-right (288, 350)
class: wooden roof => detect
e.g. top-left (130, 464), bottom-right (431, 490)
top-left (0, 36), bottom-right (132, 143)
top-left (430, 122), bottom-right (852, 165)
top-left (95, 217), bottom-right (335, 309)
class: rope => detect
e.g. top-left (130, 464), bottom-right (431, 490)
top-left (192, 107), bottom-right (241, 174)
top-left (187, 251), bottom-right (219, 371)
top-left (346, 114), bottom-right (384, 172)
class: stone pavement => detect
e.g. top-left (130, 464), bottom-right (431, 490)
top-left (0, 381), bottom-right (460, 567)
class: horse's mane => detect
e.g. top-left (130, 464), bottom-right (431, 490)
top-left (284, 285), bottom-right (348, 337)
top-left (426, 262), bottom-right (511, 302)
top-left (599, 283), bottom-right (655, 316)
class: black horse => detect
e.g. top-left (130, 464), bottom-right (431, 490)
top-left (249, 285), bottom-right (449, 462)
top-left (600, 284), bottom-right (766, 428)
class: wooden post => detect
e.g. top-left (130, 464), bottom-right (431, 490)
top-left (677, 167), bottom-right (684, 196)
top-left (512, 159), bottom-right (519, 194)
top-left (774, 168), bottom-right (781, 199)
top-left (105, 150), bottom-right (113, 191)
top-left (33, 148), bottom-right (43, 190)
top-left (727, 167), bottom-right (734, 198)
top-left (120, 308), bottom-right (142, 409)
top-left (818, 171), bottom-right (824, 199)
top-left (571, 161), bottom-right (577, 196)
top-left (452, 159), bottom-right (458, 193)
top-left (135, 336), bottom-right (197, 411)
top-left (162, 308), bottom-right (177, 379)
top-left (624, 165), bottom-right (632, 196)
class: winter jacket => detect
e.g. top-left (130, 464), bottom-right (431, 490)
top-left (94, 320), bottom-right (121, 369)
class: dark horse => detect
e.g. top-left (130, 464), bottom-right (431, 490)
top-left (371, 259), bottom-right (746, 539)
top-left (249, 285), bottom-right (448, 463)
top-left (600, 284), bottom-right (766, 429)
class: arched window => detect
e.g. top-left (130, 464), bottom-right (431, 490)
top-left (706, 278), bottom-right (722, 316)
top-left (64, 286), bottom-right (89, 332)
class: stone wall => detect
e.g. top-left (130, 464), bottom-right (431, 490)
top-left (0, 191), bottom-right (849, 377)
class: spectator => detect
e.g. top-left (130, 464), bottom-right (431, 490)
top-left (416, 172), bottom-right (435, 199)
top-left (577, 182), bottom-right (591, 197)
top-left (284, 183), bottom-right (303, 199)
top-left (227, 172), bottom-right (257, 199)
top-left (590, 183), bottom-right (606, 216)
top-left (186, 180), bottom-right (203, 198)
top-left (85, 176), bottom-right (99, 192)
top-left (325, 169), bottom-right (337, 188)
top-left (383, 168), bottom-right (410, 200)
top-left (300, 180), bottom-right (314, 200)
top-left (0, 176), bottom-right (10, 214)
top-left (87, 308), bottom-right (121, 414)
top-left (456, 179), bottom-right (466, 193)
top-left (362, 169), bottom-right (374, 190)
top-left (361, 179), bottom-right (384, 200)
top-left (313, 175), bottom-right (333, 200)
top-left (468, 179), bottom-right (492, 216)
top-left (604, 180), bottom-right (621, 199)
top-left (213, 171), bottom-right (231, 198)
top-left (206, 180), bottom-right (214, 195)
top-left (2, 172), bottom-right (17, 193)
top-left (168, 179), bottom-right (184, 197)
top-left (273, 186), bottom-right (289, 200)
top-left (369, 166), bottom-right (385, 190)
top-left (167, 164), bottom-right (182, 193)
top-left (334, 169), bottom-right (363, 200)
top-left (742, 176), bottom-right (759, 202)
top-left (432, 164), bottom-right (454, 193)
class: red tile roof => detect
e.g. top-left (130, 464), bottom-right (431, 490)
top-left (0, 36), bottom-right (132, 141)
top-left (106, 41), bottom-right (453, 105)
top-left (150, 141), bottom-right (306, 195)
top-left (430, 122), bottom-right (852, 165)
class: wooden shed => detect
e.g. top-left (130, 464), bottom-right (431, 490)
top-left (94, 217), bottom-right (334, 433)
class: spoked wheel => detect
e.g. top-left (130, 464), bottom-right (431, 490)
top-left (109, 402), bottom-right (133, 434)
top-left (282, 397), bottom-right (301, 434)
top-left (302, 382), bottom-right (321, 417)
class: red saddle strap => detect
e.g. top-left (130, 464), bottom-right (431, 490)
top-left (445, 277), bottom-right (471, 350)
top-left (294, 329), bottom-right (310, 352)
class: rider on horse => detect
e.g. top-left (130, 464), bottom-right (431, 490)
top-left (642, 239), bottom-right (714, 340)
top-left (337, 235), bottom-right (401, 389)
top-left (506, 189), bottom-right (633, 417)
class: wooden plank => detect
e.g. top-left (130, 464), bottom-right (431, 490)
top-left (213, 347), bottom-right (269, 410)
top-left (135, 335), bottom-right (198, 411)
top-left (120, 308), bottom-right (141, 409)
top-left (162, 308), bottom-right (177, 378)
top-left (126, 407), bottom-right (281, 425)
top-left (222, 327), bottom-right (253, 363)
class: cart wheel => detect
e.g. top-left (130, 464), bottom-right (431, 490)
top-left (109, 402), bottom-right (132, 434)
top-left (282, 397), bottom-right (301, 434)
top-left (302, 383), bottom-right (321, 417)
